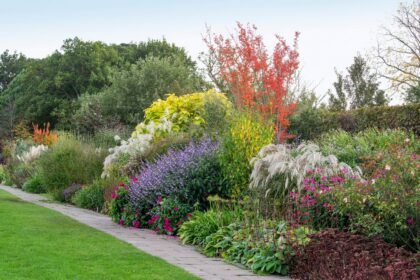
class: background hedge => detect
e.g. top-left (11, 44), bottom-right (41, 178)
top-left (290, 103), bottom-right (420, 140)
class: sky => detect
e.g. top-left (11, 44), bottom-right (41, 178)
top-left (0, 0), bottom-right (400, 99)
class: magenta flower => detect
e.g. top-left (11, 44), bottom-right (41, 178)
top-left (173, 206), bottom-right (179, 212)
top-left (407, 217), bottom-right (414, 226)
top-left (119, 219), bottom-right (125, 226)
top-left (111, 192), bottom-right (118, 199)
top-left (133, 220), bottom-right (141, 228)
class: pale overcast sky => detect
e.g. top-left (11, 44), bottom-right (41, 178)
top-left (0, 0), bottom-right (400, 99)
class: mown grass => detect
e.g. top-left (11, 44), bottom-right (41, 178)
top-left (0, 190), bottom-right (199, 280)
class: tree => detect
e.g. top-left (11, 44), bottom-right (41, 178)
top-left (405, 81), bottom-right (420, 103)
top-left (203, 23), bottom-right (300, 141)
top-left (328, 55), bottom-right (387, 111)
top-left (375, 1), bottom-right (420, 92)
top-left (71, 56), bottom-right (207, 133)
top-left (0, 50), bottom-right (28, 93)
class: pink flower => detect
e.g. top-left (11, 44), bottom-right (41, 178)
top-left (407, 217), bottom-right (414, 226)
top-left (321, 176), bottom-right (327, 182)
top-left (156, 196), bottom-right (163, 204)
top-left (290, 192), bottom-right (298, 199)
top-left (130, 176), bottom-right (139, 183)
top-left (173, 207), bottom-right (179, 212)
top-left (133, 220), bottom-right (141, 228)
top-left (111, 192), bottom-right (118, 199)
top-left (119, 219), bottom-right (125, 226)
top-left (411, 154), bottom-right (417, 161)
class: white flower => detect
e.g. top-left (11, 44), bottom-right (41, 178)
top-left (343, 197), bottom-right (349, 203)
top-left (17, 145), bottom-right (48, 164)
top-left (114, 135), bottom-right (121, 142)
top-left (385, 165), bottom-right (391, 171)
top-left (404, 138), bottom-right (410, 144)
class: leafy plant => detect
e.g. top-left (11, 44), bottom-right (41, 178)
top-left (37, 134), bottom-right (106, 201)
top-left (22, 174), bottom-right (46, 193)
top-left (318, 128), bottom-right (418, 169)
top-left (332, 145), bottom-right (419, 251)
top-left (290, 229), bottom-right (420, 280)
top-left (129, 137), bottom-right (222, 210)
top-left (147, 198), bottom-right (192, 235)
top-left (72, 180), bottom-right (105, 212)
top-left (218, 113), bottom-right (274, 197)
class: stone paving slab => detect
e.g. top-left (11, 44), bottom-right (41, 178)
top-left (0, 185), bottom-right (289, 280)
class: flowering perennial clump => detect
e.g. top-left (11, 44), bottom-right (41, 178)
top-left (129, 137), bottom-right (219, 208)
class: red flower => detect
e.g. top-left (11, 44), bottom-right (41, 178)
top-left (173, 206), bottom-right (179, 212)
top-left (186, 213), bottom-right (193, 219)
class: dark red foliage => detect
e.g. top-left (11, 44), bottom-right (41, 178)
top-left (291, 229), bottom-right (420, 280)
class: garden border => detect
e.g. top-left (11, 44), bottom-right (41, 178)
top-left (0, 185), bottom-right (287, 280)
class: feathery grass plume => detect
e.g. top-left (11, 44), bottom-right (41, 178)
top-left (250, 142), bottom-right (362, 194)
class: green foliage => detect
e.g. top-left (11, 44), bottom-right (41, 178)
top-left (290, 103), bottom-right (420, 140)
top-left (288, 92), bottom-right (324, 140)
top-left (332, 145), bottom-right (419, 251)
top-left (405, 81), bottom-right (420, 104)
top-left (37, 134), bottom-right (106, 200)
top-left (328, 55), bottom-right (387, 111)
top-left (218, 113), bottom-right (274, 197)
top-left (179, 209), bottom-right (240, 246)
top-left (318, 128), bottom-right (418, 169)
top-left (0, 165), bottom-right (6, 183)
top-left (0, 50), bottom-right (28, 93)
top-left (73, 56), bottom-right (207, 132)
top-left (148, 198), bottom-right (192, 235)
top-left (71, 180), bottom-right (105, 212)
top-left (109, 184), bottom-right (141, 227)
top-left (22, 174), bottom-right (46, 193)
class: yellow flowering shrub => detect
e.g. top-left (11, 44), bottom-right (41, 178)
top-left (132, 89), bottom-right (232, 138)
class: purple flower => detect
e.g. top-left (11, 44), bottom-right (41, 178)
top-left (129, 137), bottom-right (219, 208)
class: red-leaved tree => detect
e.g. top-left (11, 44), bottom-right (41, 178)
top-left (203, 23), bottom-right (300, 141)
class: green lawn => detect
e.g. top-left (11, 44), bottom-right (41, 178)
top-left (0, 190), bottom-right (199, 280)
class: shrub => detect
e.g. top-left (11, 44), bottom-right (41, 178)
top-left (129, 137), bottom-right (223, 211)
top-left (318, 128), bottom-right (418, 169)
top-left (290, 104), bottom-right (420, 140)
top-left (121, 133), bottom-right (192, 176)
top-left (218, 113), bottom-right (274, 197)
top-left (147, 198), bottom-right (192, 235)
top-left (72, 180), bottom-right (105, 212)
top-left (136, 89), bottom-right (232, 138)
top-left (290, 229), bottom-right (420, 280)
top-left (0, 165), bottom-right (6, 183)
top-left (332, 145), bottom-right (419, 251)
top-left (22, 174), bottom-right (46, 193)
top-left (109, 183), bottom-right (144, 227)
top-left (37, 135), bottom-right (106, 201)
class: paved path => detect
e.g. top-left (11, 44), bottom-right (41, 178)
top-left (0, 185), bottom-right (288, 280)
